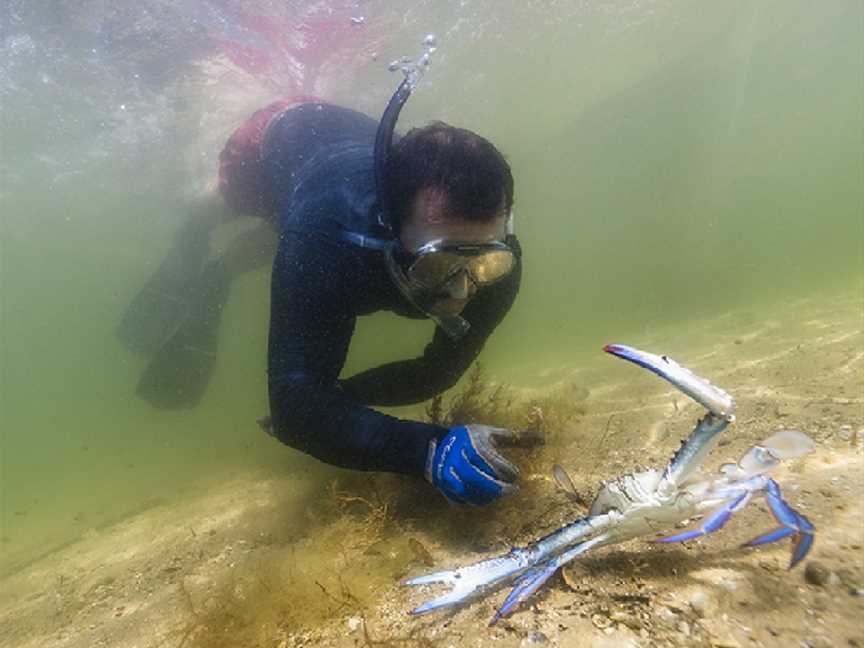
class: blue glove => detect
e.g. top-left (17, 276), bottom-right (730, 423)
top-left (425, 425), bottom-right (520, 506)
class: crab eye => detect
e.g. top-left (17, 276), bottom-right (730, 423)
top-left (661, 355), bottom-right (670, 363)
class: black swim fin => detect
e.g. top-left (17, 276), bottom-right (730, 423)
top-left (135, 262), bottom-right (231, 410)
top-left (118, 216), bottom-right (213, 354)
top-left (117, 282), bottom-right (193, 355)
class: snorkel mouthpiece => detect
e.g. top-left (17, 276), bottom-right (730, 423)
top-left (436, 312), bottom-right (472, 338)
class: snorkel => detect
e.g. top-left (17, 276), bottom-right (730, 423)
top-left (373, 34), bottom-right (437, 234)
top-left (371, 35), bottom-right (474, 339)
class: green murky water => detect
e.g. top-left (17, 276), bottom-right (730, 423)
top-left (1, 0), bottom-right (861, 599)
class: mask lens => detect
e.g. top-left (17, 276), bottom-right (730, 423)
top-left (406, 245), bottom-right (516, 290)
top-left (408, 251), bottom-right (466, 288)
top-left (465, 250), bottom-right (515, 285)
top-left (408, 248), bottom-right (515, 289)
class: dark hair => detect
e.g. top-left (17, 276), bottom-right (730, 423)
top-left (387, 122), bottom-right (514, 227)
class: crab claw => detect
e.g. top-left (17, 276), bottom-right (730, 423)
top-left (743, 479), bottom-right (814, 569)
top-left (408, 582), bottom-right (477, 615)
top-left (403, 568), bottom-right (478, 614)
top-left (603, 344), bottom-right (735, 419)
top-left (404, 551), bottom-right (531, 615)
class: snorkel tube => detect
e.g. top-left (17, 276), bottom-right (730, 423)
top-left (373, 34), bottom-right (437, 234)
top-left (373, 80), bottom-right (410, 232)
top-left (372, 36), bottom-right (472, 339)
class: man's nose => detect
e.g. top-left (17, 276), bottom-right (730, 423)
top-left (444, 271), bottom-right (477, 300)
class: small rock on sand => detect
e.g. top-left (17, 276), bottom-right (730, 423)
top-left (689, 589), bottom-right (715, 618)
top-left (804, 561), bottom-right (832, 587)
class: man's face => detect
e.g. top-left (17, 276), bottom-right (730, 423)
top-left (399, 187), bottom-right (507, 316)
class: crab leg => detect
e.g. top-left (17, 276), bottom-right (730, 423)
top-left (657, 433), bottom-right (815, 567)
top-left (490, 533), bottom-right (611, 624)
top-left (655, 477), bottom-right (814, 568)
top-left (405, 513), bottom-right (617, 615)
top-left (725, 430), bottom-right (815, 480)
top-left (661, 413), bottom-right (731, 489)
top-left (743, 479), bottom-right (814, 568)
top-left (656, 490), bottom-right (753, 543)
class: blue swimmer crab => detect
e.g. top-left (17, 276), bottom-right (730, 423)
top-left (405, 344), bottom-right (816, 624)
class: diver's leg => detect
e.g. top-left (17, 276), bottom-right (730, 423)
top-left (117, 191), bottom-right (233, 354)
top-left (134, 256), bottom-right (229, 409)
top-left (136, 222), bottom-right (277, 409)
top-left (214, 220), bottom-right (280, 277)
top-left (133, 96), bottom-right (292, 407)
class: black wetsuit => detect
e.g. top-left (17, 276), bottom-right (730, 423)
top-left (262, 103), bottom-right (521, 477)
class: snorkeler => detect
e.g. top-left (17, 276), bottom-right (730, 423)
top-left (119, 41), bottom-right (523, 506)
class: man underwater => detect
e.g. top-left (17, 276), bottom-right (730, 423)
top-left (119, 77), bottom-right (524, 506)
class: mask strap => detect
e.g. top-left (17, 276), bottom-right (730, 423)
top-left (336, 230), bottom-right (393, 252)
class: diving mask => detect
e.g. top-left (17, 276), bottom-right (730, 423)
top-left (396, 240), bottom-right (516, 292)
top-left (384, 237), bottom-right (516, 339)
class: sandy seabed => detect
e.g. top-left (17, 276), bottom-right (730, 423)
top-left (1, 288), bottom-right (862, 648)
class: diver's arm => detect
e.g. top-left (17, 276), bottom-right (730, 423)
top-left (267, 232), bottom-right (448, 475)
top-left (339, 243), bottom-right (522, 406)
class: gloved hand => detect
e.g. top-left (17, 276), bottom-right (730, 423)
top-left (425, 425), bottom-right (520, 506)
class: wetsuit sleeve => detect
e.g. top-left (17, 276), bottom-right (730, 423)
top-left (267, 231), bottom-right (448, 476)
top-left (339, 238), bottom-right (522, 406)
